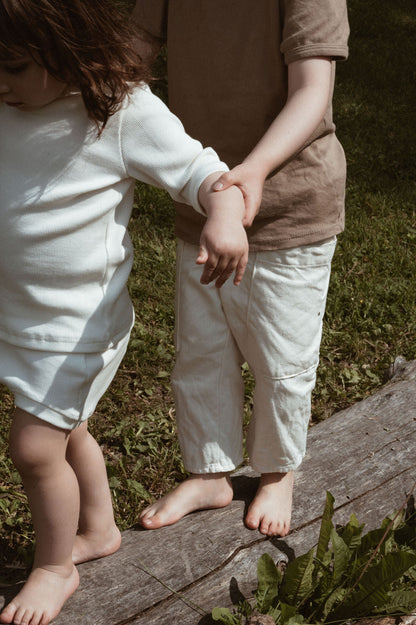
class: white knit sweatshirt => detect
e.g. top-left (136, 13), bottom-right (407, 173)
top-left (0, 85), bottom-right (228, 352)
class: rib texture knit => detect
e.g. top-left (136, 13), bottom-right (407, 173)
top-left (0, 84), bottom-right (228, 351)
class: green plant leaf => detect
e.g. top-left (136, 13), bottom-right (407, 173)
top-left (286, 615), bottom-right (314, 625)
top-left (339, 513), bottom-right (365, 549)
top-left (211, 606), bottom-right (241, 624)
top-left (280, 601), bottom-right (298, 623)
top-left (108, 476), bottom-right (121, 489)
top-left (331, 551), bottom-right (416, 620)
top-left (381, 510), bottom-right (405, 532)
top-left (256, 553), bottom-right (281, 612)
top-left (279, 547), bottom-right (315, 606)
top-left (331, 528), bottom-right (350, 585)
top-left (357, 527), bottom-right (390, 559)
top-left (125, 479), bottom-right (150, 500)
top-left (321, 587), bottom-right (347, 620)
top-left (394, 523), bottom-right (416, 548)
top-left (405, 565), bottom-right (416, 582)
top-left (316, 492), bottom-right (335, 567)
top-left (268, 605), bottom-right (281, 621)
top-left (382, 589), bottom-right (416, 614)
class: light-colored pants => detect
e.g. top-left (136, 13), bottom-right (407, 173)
top-left (171, 237), bottom-right (336, 474)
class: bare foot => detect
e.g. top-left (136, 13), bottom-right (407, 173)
top-left (139, 473), bottom-right (233, 529)
top-left (72, 525), bottom-right (121, 564)
top-left (0, 564), bottom-right (79, 625)
top-left (245, 471), bottom-right (294, 537)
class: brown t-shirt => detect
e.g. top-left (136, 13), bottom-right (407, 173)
top-left (132, 0), bottom-right (349, 251)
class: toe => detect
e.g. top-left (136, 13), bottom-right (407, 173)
top-left (138, 508), bottom-right (153, 524)
top-left (259, 518), bottom-right (272, 535)
top-left (245, 505), bottom-right (261, 530)
top-left (281, 522), bottom-right (290, 537)
top-left (12, 606), bottom-right (26, 625)
top-left (140, 513), bottom-right (164, 529)
top-left (1, 602), bottom-right (18, 624)
top-left (138, 515), bottom-right (152, 527)
top-left (245, 515), bottom-right (258, 530)
top-left (31, 609), bottom-right (46, 625)
top-left (39, 610), bottom-right (52, 625)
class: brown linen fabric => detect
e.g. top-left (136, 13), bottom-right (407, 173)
top-left (132, 0), bottom-right (349, 251)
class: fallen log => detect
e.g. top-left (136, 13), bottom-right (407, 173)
top-left (1, 358), bottom-right (415, 624)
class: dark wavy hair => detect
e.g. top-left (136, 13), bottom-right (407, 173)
top-left (0, 0), bottom-right (151, 129)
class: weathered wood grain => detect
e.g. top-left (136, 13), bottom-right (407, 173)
top-left (129, 467), bottom-right (416, 625)
top-left (1, 358), bottom-right (415, 625)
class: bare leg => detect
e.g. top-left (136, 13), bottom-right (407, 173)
top-left (0, 409), bottom-right (79, 625)
top-left (66, 422), bottom-right (121, 564)
top-left (138, 472), bottom-right (233, 529)
top-left (245, 471), bottom-right (294, 537)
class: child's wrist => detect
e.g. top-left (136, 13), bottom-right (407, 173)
top-left (205, 191), bottom-right (245, 223)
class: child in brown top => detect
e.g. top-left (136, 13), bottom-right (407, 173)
top-left (133, 0), bottom-right (349, 537)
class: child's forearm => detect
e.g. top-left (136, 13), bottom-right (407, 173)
top-left (243, 57), bottom-right (333, 177)
top-left (212, 57), bottom-right (333, 226)
top-left (198, 172), bottom-right (245, 222)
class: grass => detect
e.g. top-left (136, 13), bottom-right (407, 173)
top-left (1, 0), bottom-right (415, 578)
top-left (314, 0), bottom-right (416, 419)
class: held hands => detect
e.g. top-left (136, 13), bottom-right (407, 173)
top-left (196, 161), bottom-right (265, 288)
top-left (197, 212), bottom-right (248, 288)
top-left (212, 161), bottom-right (266, 227)
top-left (197, 173), bottom-right (249, 288)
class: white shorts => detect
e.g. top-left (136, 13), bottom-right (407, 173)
top-left (171, 237), bottom-right (337, 474)
top-left (0, 333), bottom-right (130, 430)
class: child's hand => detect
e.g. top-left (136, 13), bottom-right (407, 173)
top-left (197, 214), bottom-right (248, 288)
top-left (212, 162), bottom-right (266, 228)
top-left (198, 173), bottom-right (249, 288)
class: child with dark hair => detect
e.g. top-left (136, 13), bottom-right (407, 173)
top-left (0, 0), bottom-right (248, 622)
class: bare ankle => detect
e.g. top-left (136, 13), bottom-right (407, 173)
top-left (34, 562), bottom-right (75, 578)
top-left (72, 525), bottom-right (121, 564)
top-left (259, 471), bottom-right (293, 485)
top-left (189, 471), bottom-right (231, 482)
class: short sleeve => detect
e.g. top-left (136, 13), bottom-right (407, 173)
top-left (131, 0), bottom-right (168, 39)
top-left (280, 0), bottom-right (349, 64)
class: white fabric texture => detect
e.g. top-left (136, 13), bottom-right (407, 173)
top-left (171, 237), bottom-right (336, 473)
top-left (0, 333), bottom-right (130, 429)
top-left (0, 84), bottom-right (228, 352)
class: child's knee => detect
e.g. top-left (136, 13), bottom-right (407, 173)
top-left (66, 421), bottom-right (91, 458)
top-left (9, 408), bottom-right (66, 476)
top-left (9, 432), bottom-right (45, 477)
